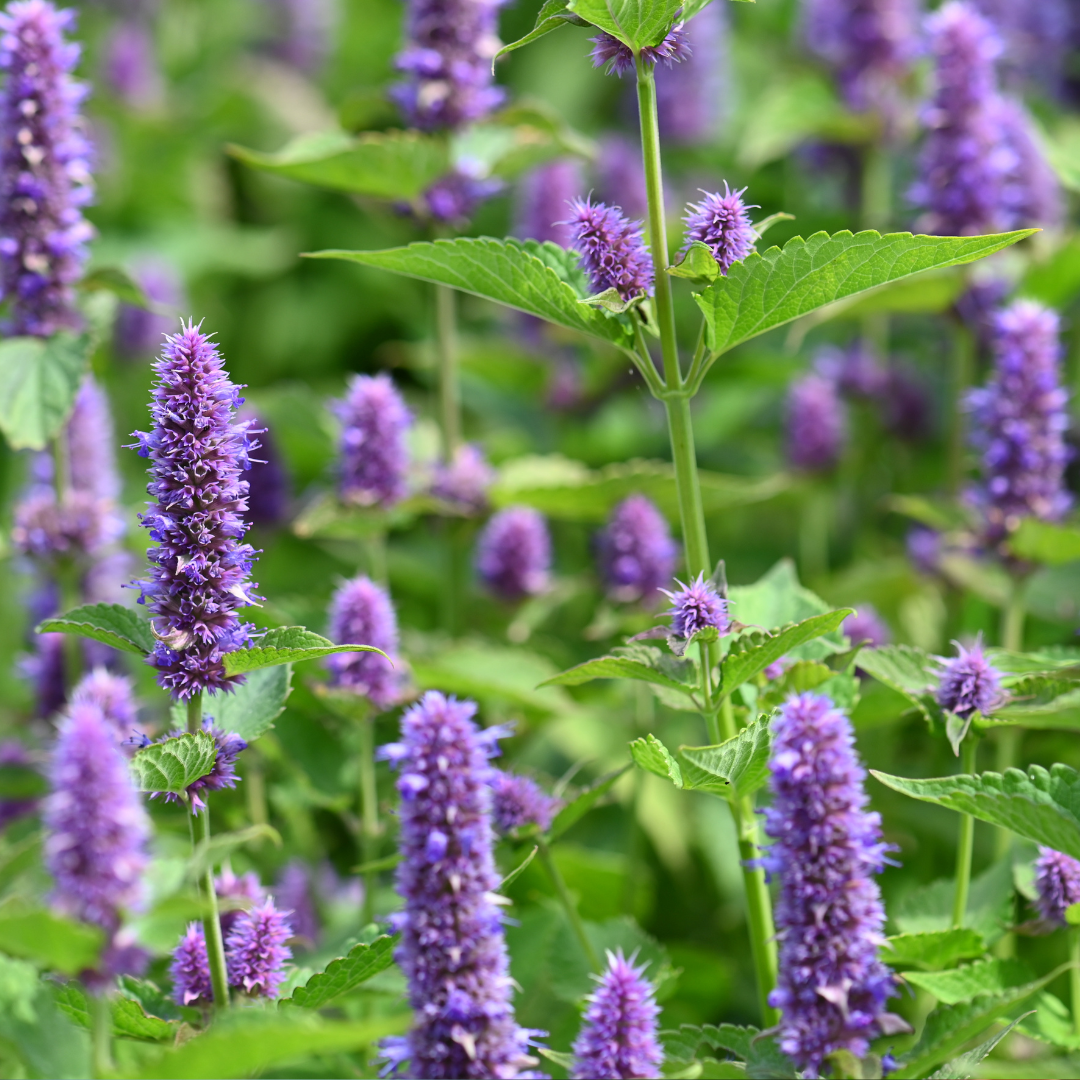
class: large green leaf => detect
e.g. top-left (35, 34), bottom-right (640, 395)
top-left (129, 732), bottom-right (218, 794)
top-left (36, 602), bottom-right (155, 657)
top-left (54, 981), bottom-right (177, 1042)
top-left (883, 929), bottom-right (985, 971)
top-left (629, 734), bottom-right (685, 788)
top-left (547, 765), bottom-right (631, 841)
top-left (308, 238), bottom-right (633, 347)
top-left (873, 765), bottom-right (1080, 860)
top-left (0, 908), bottom-right (103, 974)
top-left (987, 687), bottom-right (1080, 731)
top-left (903, 958), bottom-right (1034, 1005)
top-left (566, 0), bottom-right (680, 49)
top-left (171, 665), bottom-right (293, 743)
top-left (540, 655), bottom-right (696, 694)
top-left (679, 716), bottom-right (773, 801)
top-left (284, 935), bottom-right (399, 1009)
top-left (227, 130), bottom-right (449, 200)
top-left (1008, 518), bottom-right (1080, 566)
top-left (695, 229), bottom-right (1035, 358)
top-left (223, 627), bottom-right (384, 676)
top-left (0, 333), bottom-right (91, 450)
top-left (495, 0), bottom-right (589, 62)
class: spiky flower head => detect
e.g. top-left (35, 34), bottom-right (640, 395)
top-left (431, 442), bottom-right (494, 515)
top-left (331, 372), bottom-right (412, 509)
top-left (70, 668), bottom-right (138, 742)
top-left (225, 896), bottom-right (293, 998)
top-left (378, 691), bottom-right (538, 1078)
top-left (131, 322), bottom-right (260, 700)
top-left (43, 700), bottom-right (150, 930)
top-left (664, 573), bottom-right (729, 640)
top-left (765, 693), bottom-right (898, 1077)
top-left (936, 638), bottom-right (1002, 719)
top-left (0, 0), bottom-right (94, 337)
top-left (590, 24), bottom-right (690, 77)
top-left (656, 1), bottom-right (728, 144)
top-left (325, 574), bottom-right (403, 711)
top-left (597, 494), bottom-right (678, 606)
top-left (490, 769), bottom-right (560, 834)
top-left (786, 372), bottom-right (847, 473)
top-left (1034, 847), bottom-right (1080, 927)
top-left (567, 196), bottom-right (654, 302)
top-left (515, 158), bottom-right (585, 247)
top-left (844, 606), bottom-right (891, 648)
top-left (681, 183), bottom-right (757, 275)
top-left (476, 505), bottom-right (551, 601)
top-left (571, 949), bottom-right (663, 1080)
top-left (967, 300), bottom-right (1071, 547)
top-left (170, 922), bottom-right (211, 1006)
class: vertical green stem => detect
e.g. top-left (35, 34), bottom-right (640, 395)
top-left (538, 838), bottom-right (600, 971)
top-left (860, 140), bottom-right (892, 233)
top-left (358, 711), bottom-right (379, 926)
top-left (951, 736), bottom-right (978, 928)
top-left (90, 991), bottom-right (112, 1078)
top-left (435, 283), bottom-right (460, 460)
top-left (1071, 929), bottom-right (1080, 1036)
top-left (948, 322), bottom-right (974, 498)
top-left (699, 641), bottom-right (720, 744)
top-left (994, 576), bottom-right (1027, 858)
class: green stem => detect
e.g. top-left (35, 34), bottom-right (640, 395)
top-left (948, 322), bottom-right (974, 499)
top-left (699, 640), bottom-right (720, 745)
top-left (435, 283), bottom-right (460, 460)
top-left (994, 577), bottom-right (1027, 858)
top-left (90, 990), bottom-right (112, 1078)
top-left (860, 140), bottom-right (891, 233)
top-left (952, 736), bottom-right (978, 928)
top-left (1071, 929), bottom-right (1080, 1036)
top-left (538, 837), bottom-right (600, 971)
top-left (358, 711), bottom-right (379, 926)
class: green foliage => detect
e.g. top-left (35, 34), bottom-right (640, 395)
top-left (222, 626), bottom-right (384, 676)
top-left (495, 1), bottom-right (589, 61)
top-left (726, 560), bottom-right (837, 645)
top-left (0, 908), bottom-right (103, 975)
top-left (566, 0), bottom-right (680, 49)
top-left (0, 973), bottom-right (88, 1079)
top-left (54, 981), bottom-right (177, 1041)
top-left (547, 765), bottom-right (631, 841)
top-left (629, 733), bottom-right (685, 788)
top-left (80, 266), bottom-right (155, 308)
top-left (1020, 992), bottom-right (1080, 1051)
top-left (187, 823), bottom-right (281, 881)
top-left (882, 929), bottom-right (985, 971)
top-left (542, 653), bottom-right (696, 694)
top-left (129, 732), bottom-right (218, 794)
top-left (925, 1014), bottom-right (1031, 1078)
top-left (284, 934), bottom-right (398, 1008)
top-left (680, 717), bottom-right (773, 801)
top-left (36, 602), bottom-right (156, 657)
top-left (170, 665), bottom-right (293, 743)
top-left (669, 241), bottom-right (725, 285)
top-left (0, 333), bottom-right (91, 450)
top-left (855, 645), bottom-right (937, 723)
top-left (892, 859), bottom-right (1015, 946)
top-left (903, 958), bottom-right (1035, 1004)
top-left (1008, 518), bottom-right (1080, 566)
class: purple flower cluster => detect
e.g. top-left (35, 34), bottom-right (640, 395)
top-left (597, 494), bottom-right (677, 606)
top-left (590, 24), bottom-right (690, 78)
top-left (971, 0), bottom-right (1070, 94)
top-left (765, 693), bottom-right (897, 1077)
top-left (568, 197), bottom-right (654, 302)
top-left (571, 949), bottom-right (663, 1080)
top-left (378, 692), bottom-right (538, 1078)
top-left (170, 923), bottom-right (211, 1005)
top-left (936, 638), bottom-right (1002, 719)
top-left (216, 865), bottom-right (265, 936)
top-left (12, 487), bottom-right (117, 560)
top-left (681, 183), bottom-right (757, 276)
top-left (490, 769), bottom-right (560, 834)
top-left (663, 573), bottom-right (729, 639)
top-left (326, 574), bottom-right (402, 711)
top-left (967, 301), bottom-right (1071, 547)
top-left (656, 2), bottom-right (728, 145)
top-left (332, 372), bottom-right (412, 509)
top-left (786, 372), bottom-right (847, 473)
top-left (70, 667), bottom-right (138, 742)
top-left (431, 442), bottom-right (494, 514)
top-left (131, 322), bottom-right (260, 699)
top-left (0, 0), bottom-right (94, 337)
top-left (515, 158), bottom-right (584, 248)
top-left (476, 505), bottom-right (551, 600)
top-left (1034, 847), bottom-right (1080, 927)
top-left (844, 606), bottom-right (891, 648)
top-left (274, 860), bottom-right (320, 946)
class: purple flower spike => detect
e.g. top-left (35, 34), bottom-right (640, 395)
top-left (326, 574), bottom-right (402, 711)
top-left (681, 183), bottom-right (757, 276)
top-left (997, 97), bottom-right (1062, 230)
top-left (490, 769), bottom-right (561, 834)
top-left (68, 376), bottom-right (122, 505)
top-left (431, 442), bottom-right (495, 514)
top-left (590, 24), bottom-right (690, 77)
top-left (765, 693), bottom-right (898, 1078)
top-left (786, 373), bottom-right (846, 473)
top-left (656, 2), bottom-right (728, 144)
top-left (12, 488), bottom-right (117, 561)
top-left (907, 526), bottom-right (942, 576)
top-left (936, 638), bottom-right (1002, 719)
top-left (568, 197), bottom-right (654, 302)
top-left (44, 700), bottom-right (150, 931)
top-left (844, 606), bottom-right (891, 648)
top-left (170, 922), bottom-right (212, 1006)
top-left (102, 19), bottom-right (163, 110)
top-left (515, 159), bottom-right (585, 248)
top-left (476, 505), bottom-right (552, 601)
top-left (597, 494), bottom-right (678, 605)
top-left (423, 169), bottom-right (502, 224)
top-left (225, 896), bottom-right (293, 998)
top-left (663, 573), bottom-right (729, 640)
top-left (332, 372), bottom-right (412, 509)
top-left (380, 691), bottom-right (538, 1078)
top-left (1034, 847), bottom-right (1080, 927)
top-left (0, 0), bottom-right (94, 337)
top-left (131, 322), bottom-right (261, 700)
top-left (70, 668), bottom-right (138, 742)
top-left (572, 949), bottom-right (663, 1080)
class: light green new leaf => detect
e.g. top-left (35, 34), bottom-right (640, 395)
top-left (872, 764), bottom-right (1080, 860)
top-left (695, 229), bottom-right (1035, 359)
top-left (566, 0), bottom-right (680, 49)
top-left (679, 716), bottom-right (772, 801)
top-left (547, 765), bottom-right (631, 841)
top-left (308, 238), bottom-right (633, 347)
top-left (903, 958), bottom-right (1034, 1005)
top-left (882, 929), bottom-right (985, 971)
top-left (223, 626), bottom-right (384, 676)
top-left (0, 908), bottom-right (104, 974)
top-left (228, 130), bottom-right (449, 200)
top-left (36, 602), bottom-right (156, 657)
top-left (927, 1014), bottom-right (1031, 1079)
top-left (629, 734), bottom-right (684, 788)
top-left (540, 655), bottom-right (696, 694)
top-left (494, 0), bottom-right (588, 62)
top-left (171, 664), bottom-right (293, 743)
top-left (1008, 518), bottom-right (1080, 566)
top-left (855, 644), bottom-right (937, 722)
top-left (0, 333), bottom-right (91, 450)
top-left (129, 732), bottom-right (218, 794)
top-left (285, 935), bottom-right (399, 1009)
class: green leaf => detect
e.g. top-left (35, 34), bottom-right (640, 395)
top-left (903, 958), bottom-right (1035, 1005)
top-left (547, 765), bottom-right (631, 841)
top-left (0, 763), bottom-right (46, 802)
top-left (129, 732), bottom-right (218, 794)
top-left (679, 716), bottom-right (772, 801)
top-left (1008, 518), bottom-right (1080, 566)
top-left (80, 266), bottom-right (155, 308)
top-left (566, 0), bottom-right (681, 49)
top-left (987, 687), bottom-right (1080, 731)
top-left (0, 908), bottom-right (104, 974)
top-left (227, 130), bottom-right (450, 200)
top-left (668, 241), bottom-right (721, 285)
top-left (539, 1047), bottom-right (578, 1071)
top-left (284, 935), bottom-right (399, 1009)
top-left (307, 238), bottom-right (633, 347)
top-left (540, 655), bottom-right (696, 694)
top-left (1020, 991), bottom-right (1080, 1050)
top-left (695, 229), bottom-right (1036, 359)
top-left (872, 764), bottom-right (1080, 860)
top-left (494, 0), bottom-right (589, 61)
top-left (883, 929), bottom-right (985, 971)
top-left (55, 982), bottom-right (178, 1042)
top-left (223, 626), bottom-right (385, 676)
top-left (926, 1013), bottom-right (1031, 1079)
top-left (173, 664), bottom-right (293, 743)
top-left (499, 846), bottom-right (538, 890)
top-left (629, 734), bottom-right (684, 788)
top-left (856, 644), bottom-right (935, 696)
top-left (0, 333), bottom-right (91, 450)
top-left (188, 823), bottom-right (281, 881)
top-left (36, 602), bottom-right (156, 657)
top-left (0, 975), bottom-right (88, 1079)
top-left (892, 859), bottom-right (1015, 946)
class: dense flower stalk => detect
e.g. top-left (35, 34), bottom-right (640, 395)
top-left (1034, 847), bottom-right (1080, 927)
top-left (680, 183), bottom-right (757, 275)
top-left (431, 442), bottom-right (494, 514)
top-left (326, 574), bottom-right (402, 710)
top-left (514, 158), bottom-right (584, 247)
top-left (378, 691), bottom-right (537, 1078)
top-left (765, 693), bottom-right (897, 1077)
top-left (596, 494), bottom-right (678, 605)
top-left (490, 769), bottom-right (560, 834)
top-left (997, 98), bottom-right (1062, 230)
top-left (171, 922), bottom-right (212, 1006)
top-left (0, 0), bottom-right (94, 337)
top-left (590, 24), bottom-right (690, 77)
top-left (331, 372), bottom-right (412, 509)
top-left (476, 505), bottom-right (551, 600)
top-left (568, 197), bottom-right (654, 302)
top-left (571, 949), bottom-right (663, 1080)
top-left (786, 373), bottom-right (846, 472)
top-left (663, 573), bottom-right (729, 639)
top-left (656, 2), bottom-right (727, 144)
top-left (936, 638), bottom-right (1002, 718)
top-left (131, 322), bottom-right (260, 699)
top-left (70, 668), bottom-right (138, 741)
top-left (225, 896), bottom-right (293, 998)
top-left (844, 606), bottom-right (891, 648)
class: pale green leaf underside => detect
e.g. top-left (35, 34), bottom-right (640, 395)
top-left (566, 0), bottom-right (680, 50)
top-left (680, 715), bottom-right (772, 800)
top-left (285, 935), bottom-right (399, 1009)
top-left (223, 626), bottom-right (384, 676)
top-left (129, 732), bottom-right (218, 794)
top-left (0, 333), bottom-right (91, 450)
top-left (540, 656), bottom-right (694, 693)
top-left (629, 734), bottom-right (685, 788)
top-left (883, 929), bottom-right (985, 971)
top-left (37, 602), bottom-right (156, 657)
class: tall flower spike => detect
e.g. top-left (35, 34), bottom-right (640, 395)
top-left (170, 922), bottom-right (212, 1006)
top-left (571, 949), bottom-right (663, 1080)
top-left (70, 668), bottom-right (138, 742)
top-left (597, 494), bottom-right (678, 606)
top-left (786, 372), bottom-right (846, 473)
top-left (225, 896), bottom-right (292, 998)
top-left (936, 638), bottom-right (1003, 719)
top-left (590, 23), bottom-right (690, 77)
top-left (378, 691), bottom-right (538, 1078)
top-left (663, 573), bottom-right (729, 639)
top-left (476, 505), bottom-right (551, 601)
top-left (514, 158), bottom-right (585, 248)
top-left (656, 1), bottom-right (728, 144)
top-left (490, 769), bottom-right (561, 834)
top-left (967, 300), bottom-right (1071, 547)
top-left (567, 197), bottom-right (654, 302)
top-left (681, 183), bottom-right (757, 276)
top-left (326, 574), bottom-right (402, 711)
top-left (131, 322), bottom-right (260, 700)
top-left (1034, 847), bottom-right (1080, 927)
top-left (0, 0), bottom-right (94, 337)
top-left (430, 442), bottom-right (494, 515)
top-left (765, 693), bottom-right (899, 1078)
top-left (67, 376), bottom-right (122, 505)
top-left (44, 700), bottom-right (150, 931)
top-left (331, 372), bottom-right (412, 509)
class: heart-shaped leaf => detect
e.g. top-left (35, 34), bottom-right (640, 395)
top-left (37, 603), bottom-right (156, 657)
top-left (129, 733), bottom-right (218, 794)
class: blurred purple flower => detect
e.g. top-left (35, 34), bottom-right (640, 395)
top-left (568, 196), bottom-right (654, 302)
top-left (656, 2), bottom-right (728, 144)
top-left (879, 364), bottom-right (932, 442)
top-left (815, 342), bottom-right (886, 400)
top-left (476, 506), bottom-right (551, 600)
top-left (663, 573), bottom-right (729, 639)
top-left (844, 606), bottom-right (891, 647)
top-left (326, 574), bottom-right (403, 711)
top-left (263, 0), bottom-right (338, 74)
top-left (971, 0), bottom-right (1069, 94)
top-left (680, 183), bottom-right (757, 276)
top-left (998, 97), bottom-right (1062, 230)
top-left (423, 168), bottom-right (502, 224)
top-left (70, 668), bottom-right (138, 742)
top-left (590, 24), bottom-right (690, 77)
top-left (215, 865), bottom-right (264, 938)
top-left (225, 896), bottom-right (292, 998)
top-left (1034, 847), bottom-right (1080, 927)
top-left (102, 19), bottom-right (162, 108)
top-left (936, 638), bottom-right (1003, 719)
top-left (595, 135), bottom-right (648, 223)
top-left (12, 488), bottom-right (117, 560)
top-left (114, 258), bottom-right (185, 360)
top-left (490, 769), bottom-right (560, 834)
top-left (241, 414), bottom-right (289, 527)
top-left (906, 526), bottom-right (942, 576)
top-left (170, 922), bottom-right (211, 1006)
top-left (514, 158), bottom-right (584, 247)
top-left (786, 373), bottom-right (846, 472)
top-left (596, 494), bottom-right (678, 605)
top-left (431, 442), bottom-right (494, 515)
top-left (275, 860), bottom-right (319, 946)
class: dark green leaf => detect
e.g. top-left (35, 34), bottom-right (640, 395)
top-left (36, 602), bottom-right (155, 657)
top-left (903, 958), bottom-right (1035, 1004)
top-left (172, 664), bottom-right (293, 743)
top-left (494, 0), bottom-right (588, 61)
top-left (129, 732), bottom-right (218, 794)
top-left (0, 333), bottom-right (91, 451)
top-left (540, 655), bottom-right (696, 694)
top-left (285, 935), bottom-right (399, 1009)
top-left (223, 626), bottom-right (385, 676)
top-left (0, 908), bottom-right (103, 974)
top-left (679, 716), bottom-right (772, 801)
top-left (566, 0), bottom-right (681, 49)
top-left (1007, 518), bottom-right (1080, 566)
top-left (547, 765), bottom-right (631, 841)
top-left (629, 734), bottom-right (684, 788)
top-left (883, 929), bottom-right (985, 971)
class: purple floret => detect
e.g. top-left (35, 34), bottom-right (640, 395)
top-left (936, 638), bottom-right (1003, 719)
top-left (567, 196), bottom-right (654, 302)
top-left (423, 168), bottom-right (502, 224)
top-left (765, 693), bottom-right (898, 1078)
top-left (431, 443), bottom-right (494, 515)
top-left (663, 573), bottom-right (729, 640)
top-left (225, 896), bottom-right (293, 998)
top-left (590, 24), bottom-right (690, 78)
top-left (680, 183), bottom-right (757, 275)
top-left (597, 494), bottom-right (678, 606)
top-left (476, 505), bottom-right (551, 601)
top-left (515, 159), bottom-right (585, 248)
top-left (326, 574), bottom-right (402, 711)
top-left (844, 606), bottom-right (891, 648)
top-left (490, 769), bottom-right (560, 834)
top-left (170, 922), bottom-right (212, 1006)
top-left (1034, 847), bottom-right (1080, 927)
top-left (70, 668), bottom-right (138, 742)
top-left (786, 372), bottom-right (847, 473)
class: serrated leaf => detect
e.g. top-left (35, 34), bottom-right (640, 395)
top-left (695, 229), bottom-right (1035, 359)
top-left (927, 1013), bottom-right (1032, 1078)
top-left (172, 664), bottom-right (293, 743)
top-left (494, 0), bottom-right (588, 61)
top-left (36, 602), bottom-right (156, 656)
top-left (0, 908), bottom-right (104, 974)
top-left (547, 765), bottom-right (631, 841)
top-left (1008, 518), bottom-right (1080, 566)
top-left (679, 716), bottom-right (772, 801)
top-left (540, 655), bottom-right (696, 694)
top-left (856, 644), bottom-right (937, 722)
top-left (883, 929), bottom-right (985, 971)
top-left (55, 982), bottom-right (178, 1041)
top-left (129, 732), bottom-right (217, 794)
top-left (904, 958), bottom-right (1034, 1005)
top-left (987, 687), bottom-right (1080, 731)
top-left (566, 0), bottom-right (680, 49)
top-left (285, 935), bottom-right (399, 1009)
top-left (0, 333), bottom-right (91, 450)
top-left (629, 734), bottom-right (684, 788)
top-left (893, 859), bottom-right (1014, 946)
top-left (872, 764), bottom-right (1080, 860)
top-left (223, 626), bottom-right (384, 676)
top-left (307, 238), bottom-right (632, 347)
top-left (228, 129), bottom-right (450, 200)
